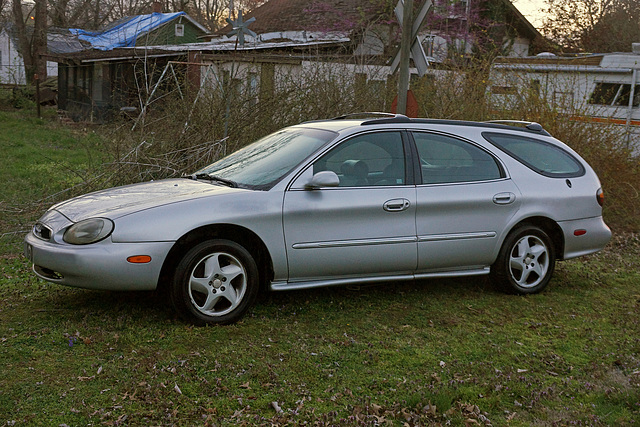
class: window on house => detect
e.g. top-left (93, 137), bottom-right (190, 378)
top-left (222, 69), bottom-right (230, 88)
top-left (617, 84), bottom-right (640, 106)
top-left (175, 24), bottom-right (184, 37)
top-left (589, 82), bottom-right (640, 107)
top-left (459, 0), bottom-right (469, 14)
top-left (247, 72), bottom-right (258, 97)
top-left (530, 79), bottom-right (541, 96)
top-left (232, 78), bottom-right (242, 97)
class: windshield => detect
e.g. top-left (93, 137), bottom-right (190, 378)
top-left (196, 127), bottom-right (337, 189)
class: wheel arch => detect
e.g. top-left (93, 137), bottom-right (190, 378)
top-left (507, 216), bottom-right (565, 260)
top-left (158, 224), bottom-right (274, 292)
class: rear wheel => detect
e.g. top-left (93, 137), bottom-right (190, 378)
top-left (492, 225), bottom-right (555, 294)
top-left (170, 239), bottom-right (259, 325)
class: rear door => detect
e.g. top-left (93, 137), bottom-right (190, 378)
top-left (411, 131), bottom-right (521, 272)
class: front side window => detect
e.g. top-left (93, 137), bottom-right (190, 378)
top-left (413, 132), bottom-right (503, 184)
top-left (313, 132), bottom-right (406, 187)
top-left (483, 132), bottom-right (585, 178)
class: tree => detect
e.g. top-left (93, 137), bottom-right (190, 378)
top-left (12, 0), bottom-right (47, 84)
top-left (48, 0), bottom-right (114, 30)
top-left (542, 0), bottom-right (640, 52)
top-left (581, 0), bottom-right (640, 52)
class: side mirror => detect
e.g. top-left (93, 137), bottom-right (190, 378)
top-left (305, 171), bottom-right (340, 189)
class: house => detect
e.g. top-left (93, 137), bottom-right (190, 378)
top-left (488, 44), bottom-right (640, 152)
top-left (210, 0), bottom-right (542, 64)
top-left (49, 0), bottom-right (540, 121)
top-left (0, 24), bottom-right (59, 85)
top-left (47, 11), bottom-right (209, 120)
top-left (187, 0), bottom-right (541, 115)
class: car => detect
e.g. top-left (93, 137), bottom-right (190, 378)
top-left (24, 113), bottom-right (611, 325)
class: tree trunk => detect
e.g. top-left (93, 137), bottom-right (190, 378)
top-left (12, 0), bottom-right (47, 85)
top-left (12, 0), bottom-right (35, 83)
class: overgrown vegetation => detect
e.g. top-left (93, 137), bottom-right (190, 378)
top-left (99, 59), bottom-right (640, 230)
top-left (1, 63), bottom-right (639, 424)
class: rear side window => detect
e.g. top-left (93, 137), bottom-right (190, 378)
top-left (413, 132), bottom-right (503, 184)
top-left (483, 132), bottom-right (585, 178)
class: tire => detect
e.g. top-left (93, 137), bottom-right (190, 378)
top-left (170, 239), bottom-right (259, 325)
top-left (492, 225), bottom-right (556, 294)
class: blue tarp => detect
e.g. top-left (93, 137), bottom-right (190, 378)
top-left (70, 12), bottom-right (186, 51)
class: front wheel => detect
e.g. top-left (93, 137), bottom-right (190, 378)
top-left (492, 225), bottom-right (556, 294)
top-left (170, 239), bottom-right (259, 325)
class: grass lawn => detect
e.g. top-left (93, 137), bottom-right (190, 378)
top-left (1, 106), bottom-right (638, 425)
top-left (1, 238), bottom-right (639, 425)
top-left (0, 108), bottom-right (104, 252)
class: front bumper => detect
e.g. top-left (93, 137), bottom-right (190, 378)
top-left (24, 232), bottom-right (175, 291)
top-left (558, 216), bottom-right (611, 260)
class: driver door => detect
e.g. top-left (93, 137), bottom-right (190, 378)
top-left (282, 131), bottom-right (417, 282)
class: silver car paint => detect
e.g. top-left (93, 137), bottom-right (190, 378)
top-left (51, 179), bottom-right (233, 222)
top-left (283, 184), bottom-right (418, 281)
top-left (25, 119), bottom-right (611, 293)
top-left (415, 178), bottom-right (522, 272)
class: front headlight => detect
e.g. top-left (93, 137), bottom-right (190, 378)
top-left (63, 218), bottom-right (114, 245)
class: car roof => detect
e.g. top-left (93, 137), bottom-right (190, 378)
top-left (296, 113), bottom-right (552, 137)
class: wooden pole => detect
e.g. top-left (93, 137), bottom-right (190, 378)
top-left (397, 0), bottom-right (414, 115)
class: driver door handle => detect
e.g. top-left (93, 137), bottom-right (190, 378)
top-left (383, 198), bottom-right (411, 212)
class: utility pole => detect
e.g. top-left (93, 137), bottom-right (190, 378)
top-left (397, 0), bottom-right (414, 115)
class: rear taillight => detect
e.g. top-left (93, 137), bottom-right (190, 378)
top-left (597, 188), bottom-right (605, 207)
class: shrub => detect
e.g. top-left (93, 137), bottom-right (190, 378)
top-left (93, 58), bottom-right (640, 232)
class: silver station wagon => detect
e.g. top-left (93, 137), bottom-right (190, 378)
top-left (25, 114), bottom-right (611, 325)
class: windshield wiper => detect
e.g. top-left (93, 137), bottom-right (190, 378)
top-left (191, 173), bottom-right (237, 188)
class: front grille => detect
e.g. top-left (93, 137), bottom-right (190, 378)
top-left (33, 222), bottom-right (52, 241)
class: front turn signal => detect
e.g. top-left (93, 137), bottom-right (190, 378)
top-left (127, 255), bottom-right (152, 264)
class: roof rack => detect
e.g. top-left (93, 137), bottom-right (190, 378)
top-left (485, 120), bottom-right (546, 133)
top-left (332, 112), bottom-right (403, 120)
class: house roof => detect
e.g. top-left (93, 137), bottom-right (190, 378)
top-left (215, 0), bottom-right (540, 39)
top-left (48, 28), bottom-right (88, 54)
top-left (493, 51), bottom-right (640, 72)
top-left (0, 23), bottom-right (87, 56)
top-left (215, 0), bottom-right (388, 35)
top-left (45, 35), bottom-right (351, 64)
top-left (69, 12), bottom-right (209, 51)
top-left (497, 0), bottom-right (540, 41)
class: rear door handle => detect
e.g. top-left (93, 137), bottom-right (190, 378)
top-left (383, 198), bottom-right (411, 212)
top-left (493, 192), bottom-right (516, 205)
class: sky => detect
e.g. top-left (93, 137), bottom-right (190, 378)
top-left (512, 0), bottom-right (548, 28)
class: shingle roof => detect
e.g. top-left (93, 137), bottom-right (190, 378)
top-left (217, 0), bottom-right (540, 40)
top-left (218, 0), bottom-right (388, 35)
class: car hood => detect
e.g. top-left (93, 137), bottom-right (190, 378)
top-left (51, 178), bottom-right (239, 222)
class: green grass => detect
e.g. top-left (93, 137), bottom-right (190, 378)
top-left (0, 107), bottom-right (105, 254)
top-left (1, 106), bottom-right (639, 425)
top-left (0, 109), bottom-right (103, 202)
top-left (1, 239), bottom-right (639, 425)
